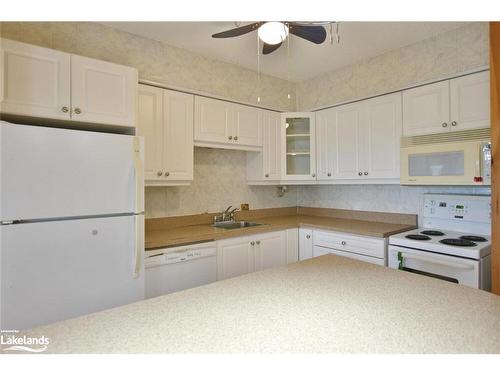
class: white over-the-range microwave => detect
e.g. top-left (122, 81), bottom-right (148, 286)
top-left (400, 128), bottom-right (491, 186)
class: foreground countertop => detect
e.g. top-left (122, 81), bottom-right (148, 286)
top-left (145, 212), bottom-right (417, 250)
top-left (20, 256), bottom-right (500, 353)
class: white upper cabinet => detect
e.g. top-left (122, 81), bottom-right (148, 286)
top-left (402, 80), bottom-right (450, 136)
top-left (194, 96), bottom-right (262, 151)
top-left (137, 84), bottom-right (194, 185)
top-left (137, 85), bottom-right (163, 181)
top-left (70, 55), bottom-right (137, 127)
top-left (246, 110), bottom-right (281, 183)
top-left (315, 107), bottom-right (336, 180)
top-left (402, 71), bottom-right (490, 136)
top-left (0, 38), bottom-right (71, 120)
top-left (0, 39), bottom-right (137, 128)
top-left (449, 71), bottom-right (490, 131)
top-left (281, 112), bottom-right (316, 180)
top-left (362, 93), bottom-right (402, 179)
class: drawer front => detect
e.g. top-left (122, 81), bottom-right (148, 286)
top-left (313, 229), bottom-right (386, 259)
top-left (313, 245), bottom-right (385, 266)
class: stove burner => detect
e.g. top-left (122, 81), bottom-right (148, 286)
top-left (439, 238), bottom-right (477, 247)
top-left (459, 235), bottom-right (487, 242)
top-left (420, 230), bottom-right (445, 236)
top-left (406, 234), bottom-right (431, 241)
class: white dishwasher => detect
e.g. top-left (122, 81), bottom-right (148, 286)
top-left (145, 241), bottom-right (217, 298)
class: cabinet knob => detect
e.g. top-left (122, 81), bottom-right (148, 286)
top-left (74, 108), bottom-right (82, 115)
top-left (358, 172), bottom-right (363, 176)
top-left (165, 172), bottom-right (170, 177)
top-left (250, 241), bottom-right (255, 246)
top-left (306, 234), bottom-right (311, 239)
top-left (327, 173), bottom-right (331, 177)
top-left (441, 122), bottom-right (448, 128)
top-left (61, 106), bottom-right (69, 113)
top-left (364, 171), bottom-right (368, 176)
top-left (228, 136), bottom-right (233, 140)
top-left (157, 171), bottom-right (163, 176)
top-left (341, 241), bottom-right (346, 245)
top-left (451, 121), bottom-right (457, 127)
top-left (256, 240), bottom-right (261, 245)
top-left (312, 173), bottom-right (316, 178)
top-left (265, 173), bottom-right (269, 178)
top-left (234, 136), bottom-right (238, 141)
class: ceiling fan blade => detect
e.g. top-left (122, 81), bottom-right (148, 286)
top-left (262, 42), bottom-right (282, 55)
top-left (212, 22), bottom-right (262, 38)
top-left (288, 24), bottom-right (326, 44)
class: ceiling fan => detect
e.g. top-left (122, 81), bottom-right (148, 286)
top-left (212, 22), bottom-right (328, 55)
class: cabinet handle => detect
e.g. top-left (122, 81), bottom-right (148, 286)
top-left (234, 136), bottom-right (238, 141)
top-left (250, 241), bottom-right (255, 246)
top-left (358, 172), bottom-right (363, 176)
top-left (451, 121), bottom-right (457, 127)
top-left (312, 173), bottom-right (316, 178)
top-left (306, 234), bottom-right (311, 239)
top-left (165, 172), bottom-right (170, 177)
top-left (256, 240), bottom-right (261, 245)
top-left (74, 108), bottom-right (82, 115)
top-left (327, 173), bottom-right (331, 177)
top-left (61, 106), bottom-right (69, 113)
top-left (157, 171), bottom-right (163, 177)
top-left (265, 173), bottom-right (269, 178)
top-left (364, 171), bottom-right (368, 176)
top-left (228, 135), bottom-right (233, 140)
top-left (341, 241), bottom-right (346, 245)
top-left (441, 122), bottom-right (448, 128)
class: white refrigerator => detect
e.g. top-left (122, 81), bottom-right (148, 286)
top-left (0, 121), bottom-right (145, 330)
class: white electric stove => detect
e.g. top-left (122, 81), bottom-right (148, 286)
top-left (388, 194), bottom-right (491, 290)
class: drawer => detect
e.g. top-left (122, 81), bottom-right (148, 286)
top-left (313, 245), bottom-right (385, 266)
top-left (313, 229), bottom-right (386, 259)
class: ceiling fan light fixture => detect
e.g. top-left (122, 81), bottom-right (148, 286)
top-left (258, 22), bottom-right (288, 45)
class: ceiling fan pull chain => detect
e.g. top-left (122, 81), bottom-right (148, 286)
top-left (287, 30), bottom-right (291, 100)
top-left (329, 23), bottom-right (334, 45)
top-left (336, 22), bottom-right (340, 44)
top-left (257, 33), bottom-right (261, 103)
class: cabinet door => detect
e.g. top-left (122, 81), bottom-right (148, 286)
top-left (281, 112), bottom-right (316, 180)
top-left (402, 80), bottom-right (450, 136)
top-left (162, 89), bottom-right (194, 181)
top-left (299, 228), bottom-right (313, 261)
top-left (0, 38), bottom-right (71, 120)
top-left (286, 228), bottom-right (299, 264)
top-left (263, 110), bottom-right (282, 180)
top-left (71, 55), bottom-right (137, 127)
top-left (194, 96), bottom-right (231, 145)
top-left (362, 92), bottom-right (402, 179)
top-left (137, 85), bottom-right (163, 181)
top-left (217, 236), bottom-right (255, 280)
top-left (233, 103), bottom-right (262, 147)
top-left (316, 107), bottom-right (336, 180)
top-left (450, 71), bottom-right (490, 131)
top-left (332, 102), bottom-right (365, 179)
top-left (254, 231), bottom-right (287, 271)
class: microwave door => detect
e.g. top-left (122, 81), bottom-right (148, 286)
top-left (400, 141), bottom-right (481, 185)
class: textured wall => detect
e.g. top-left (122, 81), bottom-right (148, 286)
top-left (0, 22), bottom-right (295, 111)
top-left (146, 148), bottom-right (297, 217)
top-left (296, 22), bottom-right (489, 111)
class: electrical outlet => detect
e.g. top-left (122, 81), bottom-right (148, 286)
top-left (241, 203), bottom-right (249, 211)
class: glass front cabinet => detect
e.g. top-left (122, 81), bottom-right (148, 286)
top-left (280, 112), bottom-right (316, 181)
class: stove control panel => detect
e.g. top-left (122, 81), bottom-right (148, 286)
top-left (424, 194), bottom-right (491, 223)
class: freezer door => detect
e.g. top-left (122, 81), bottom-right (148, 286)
top-left (0, 122), bottom-right (143, 221)
top-left (0, 215), bottom-right (144, 330)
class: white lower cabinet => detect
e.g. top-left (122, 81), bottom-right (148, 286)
top-left (312, 229), bottom-right (387, 265)
top-left (299, 228), bottom-right (313, 260)
top-left (254, 231), bottom-right (287, 271)
top-left (285, 228), bottom-right (299, 264)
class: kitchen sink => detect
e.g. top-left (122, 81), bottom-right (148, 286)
top-left (212, 221), bottom-right (264, 230)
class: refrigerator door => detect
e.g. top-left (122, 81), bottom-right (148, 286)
top-left (0, 215), bottom-right (144, 330)
top-left (0, 121), bottom-right (143, 221)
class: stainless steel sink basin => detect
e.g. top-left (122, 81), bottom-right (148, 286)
top-left (212, 221), bottom-right (264, 230)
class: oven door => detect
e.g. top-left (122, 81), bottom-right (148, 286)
top-left (388, 246), bottom-right (480, 288)
top-left (400, 141), bottom-right (481, 185)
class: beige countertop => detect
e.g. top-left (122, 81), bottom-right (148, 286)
top-left (18, 255), bottom-right (500, 353)
top-left (145, 211), bottom-right (417, 250)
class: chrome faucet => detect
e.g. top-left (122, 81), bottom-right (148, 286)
top-left (214, 206), bottom-right (239, 223)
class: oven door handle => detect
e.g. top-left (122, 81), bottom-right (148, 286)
top-left (398, 251), bottom-right (474, 270)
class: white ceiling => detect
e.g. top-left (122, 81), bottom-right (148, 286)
top-left (102, 21), bottom-right (469, 82)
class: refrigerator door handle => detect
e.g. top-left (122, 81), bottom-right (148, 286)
top-left (134, 215), bottom-right (144, 278)
top-left (133, 137), bottom-right (144, 214)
